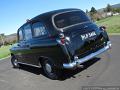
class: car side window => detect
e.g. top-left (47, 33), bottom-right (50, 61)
top-left (24, 24), bottom-right (32, 40)
top-left (32, 22), bottom-right (48, 37)
top-left (18, 28), bottom-right (24, 41)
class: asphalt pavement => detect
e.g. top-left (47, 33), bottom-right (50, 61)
top-left (0, 35), bottom-right (120, 90)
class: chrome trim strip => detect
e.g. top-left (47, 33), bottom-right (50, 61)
top-left (17, 62), bottom-right (41, 68)
top-left (63, 41), bottom-right (111, 69)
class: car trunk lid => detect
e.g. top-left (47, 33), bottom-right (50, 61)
top-left (62, 23), bottom-right (105, 60)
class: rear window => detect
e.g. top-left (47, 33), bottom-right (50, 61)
top-left (54, 11), bottom-right (90, 28)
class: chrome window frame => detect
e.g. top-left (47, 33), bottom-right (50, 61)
top-left (52, 10), bottom-right (90, 31)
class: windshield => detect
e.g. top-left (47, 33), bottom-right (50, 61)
top-left (54, 11), bottom-right (90, 29)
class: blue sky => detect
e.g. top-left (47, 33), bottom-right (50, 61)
top-left (0, 0), bottom-right (120, 35)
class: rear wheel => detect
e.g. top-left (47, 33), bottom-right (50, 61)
top-left (11, 56), bottom-right (19, 68)
top-left (41, 59), bottom-right (62, 80)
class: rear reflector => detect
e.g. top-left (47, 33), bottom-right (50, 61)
top-left (61, 38), bottom-right (65, 44)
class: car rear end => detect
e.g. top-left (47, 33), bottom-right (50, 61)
top-left (52, 9), bottom-right (111, 69)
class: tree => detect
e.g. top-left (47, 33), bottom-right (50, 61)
top-left (90, 7), bottom-right (98, 21)
top-left (0, 33), bottom-right (5, 46)
top-left (90, 7), bottom-right (97, 14)
top-left (112, 8), bottom-right (120, 13)
top-left (106, 4), bottom-right (112, 12)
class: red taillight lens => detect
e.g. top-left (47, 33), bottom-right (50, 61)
top-left (60, 38), bottom-right (65, 44)
top-left (59, 33), bottom-right (65, 44)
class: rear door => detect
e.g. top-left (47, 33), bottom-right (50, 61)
top-left (22, 24), bottom-right (34, 64)
top-left (30, 22), bottom-right (50, 65)
top-left (16, 26), bottom-right (33, 63)
top-left (16, 27), bottom-right (25, 62)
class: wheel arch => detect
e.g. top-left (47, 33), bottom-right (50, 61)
top-left (11, 53), bottom-right (15, 57)
top-left (38, 56), bottom-right (50, 66)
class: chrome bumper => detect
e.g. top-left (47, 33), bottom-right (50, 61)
top-left (63, 41), bottom-right (111, 69)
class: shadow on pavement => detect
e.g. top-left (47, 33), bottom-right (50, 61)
top-left (18, 57), bottom-right (100, 80)
top-left (19, 64), bottom-right (43, 75)
top-left (60, 57), bottom-right (100, 80)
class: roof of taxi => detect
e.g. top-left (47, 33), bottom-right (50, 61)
top-left (30, 8), bottom-right (81, 21)
top-left (19, 8), bottom-right (81, 28)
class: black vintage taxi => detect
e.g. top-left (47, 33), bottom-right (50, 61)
top-left (10, 8), bottom-right (111, 79)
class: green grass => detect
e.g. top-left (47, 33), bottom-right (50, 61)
top-left (0, 45), bottom-right (11, 59)
top-left (96, 15), bottom-right (120, 33)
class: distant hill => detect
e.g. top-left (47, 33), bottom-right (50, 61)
top-left (98, 3), bottom-right (120, 12)
top-left (0, 33), bottom-right (17, 45)
top-left (112, 3), bottom-right (120, 8)
top-left (6, 33), bottom-right (17, 38)
top-left (5, 33), bottom-right (17, 43)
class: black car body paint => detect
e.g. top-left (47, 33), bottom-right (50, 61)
top-left (10, 9), bottom-right (111, 70)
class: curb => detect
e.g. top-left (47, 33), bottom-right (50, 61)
top-left (0, 56), bottom-right (10, 61)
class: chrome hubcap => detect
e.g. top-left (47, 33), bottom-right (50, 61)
top-left (14, 59), bottom-right (18, 66)
top-left (45, 63), bottom-right (52, 73)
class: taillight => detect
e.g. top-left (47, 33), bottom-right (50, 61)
top-left (57, 33), bottom-right (70, 45)
top-left (60, 37), bottom-right (65, 44)
top-left (59, 33), bottom-right (65, 45)
top-left (100, 26), bottom-right (106, 31)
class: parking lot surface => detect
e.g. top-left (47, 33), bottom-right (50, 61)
top-left (0, 35), bottom-right (120, 90)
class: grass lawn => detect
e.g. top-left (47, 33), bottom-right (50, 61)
top-left (0, 45), bottom-right (11, 59)
top-left (96, 15), bottom-right (120, 33)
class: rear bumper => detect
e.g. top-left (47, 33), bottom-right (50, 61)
top-left (63, 41), bottom-right (111, 69)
